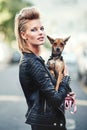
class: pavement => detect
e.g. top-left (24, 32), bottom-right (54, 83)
top-left (80, 81), bottom-right (87, 94)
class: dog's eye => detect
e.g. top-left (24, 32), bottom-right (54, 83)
top-left (54, 42), bottom-right (57, 46)
top-left (60, 43), bottom-right (64, 47)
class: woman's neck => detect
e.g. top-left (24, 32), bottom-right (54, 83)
top-left (32, 46), bottom-right (41, 56)
top-left (27, 44), bottom-right (41, 56)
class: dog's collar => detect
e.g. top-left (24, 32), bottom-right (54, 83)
top-left (52, 53), bottom-right (61, 58)
top-left (54, 56), bottom-right (62, 60)
top-left (50, 54), bottom-right (63, 61)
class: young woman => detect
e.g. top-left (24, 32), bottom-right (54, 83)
top-left (14, 7), bottom-right (71, 130)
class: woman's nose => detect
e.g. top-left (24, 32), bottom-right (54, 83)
top-left (38, 29), bottom-right (43, 35)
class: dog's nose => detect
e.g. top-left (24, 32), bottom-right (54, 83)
top-left (56, 48), bottom-right (60, 52)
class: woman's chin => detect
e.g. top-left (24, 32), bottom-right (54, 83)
top-left (39, 41), bottom-right (45, 45)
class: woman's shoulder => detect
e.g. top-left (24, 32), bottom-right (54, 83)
top-left (22, 52), bottom-right (44, 66)
top-left (21, 52), bottom-right (37, 62)
top-left (23, 52), bottom-right (36, 58)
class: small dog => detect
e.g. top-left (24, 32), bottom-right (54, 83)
top-left (47, 35), bottom-right (70, 91)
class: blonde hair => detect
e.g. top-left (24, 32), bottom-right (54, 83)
top-left (14, 7), bottom-right (40, 52)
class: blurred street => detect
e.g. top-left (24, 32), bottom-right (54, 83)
top-left (0, 0), bottom-right (87, 129)
top-left (0, 55), bottom-right (87, 130)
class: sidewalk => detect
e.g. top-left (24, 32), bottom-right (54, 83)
top-left (80, 81), bottom-right (87, 94)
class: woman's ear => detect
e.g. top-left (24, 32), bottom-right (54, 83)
top-left (20, 31), bottom-right (27, 40)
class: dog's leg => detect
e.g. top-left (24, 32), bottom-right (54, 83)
top-left (50, 70), bottom-right (55, 77)
top-left (55, 73), bottom-right (63, 91)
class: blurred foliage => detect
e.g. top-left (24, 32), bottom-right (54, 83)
top-left (0, 0), bottom-right (33, 43)
top-left (44, 41), bottom-right (51, 50)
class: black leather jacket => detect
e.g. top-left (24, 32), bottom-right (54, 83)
top-left (19, 52), bottom-right (71, 128)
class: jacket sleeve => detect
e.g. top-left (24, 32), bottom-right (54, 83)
top-left (27, 57), bottom-right (69, 108)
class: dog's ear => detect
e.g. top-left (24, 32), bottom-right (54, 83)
top-left (64, 36), bottom-right (70, 44)
top-left (47, 35), bottom-right (55, 44)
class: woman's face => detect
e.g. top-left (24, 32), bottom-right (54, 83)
top-left (23, 19), bottom-right (46, 46)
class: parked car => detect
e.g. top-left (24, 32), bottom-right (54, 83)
top-left (76, 48), bottom-right (87, 85)
top-left (10, 50), bottom-right (21, 64)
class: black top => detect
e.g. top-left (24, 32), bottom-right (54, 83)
top-left (19, 52), bottom-right (71, 128)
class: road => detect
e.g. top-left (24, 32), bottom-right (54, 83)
top-left (0, 62), bottom-right (87, 130)
top-left (65, 64), bottom-right (87, 130)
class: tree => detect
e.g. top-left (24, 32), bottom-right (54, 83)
top-left (0, 0), bottom-right (33, 43)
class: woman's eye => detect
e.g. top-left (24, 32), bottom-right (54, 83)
top-left (40, 27), bottom-right (44, 31)
top-left (30, 27), bottom-right (44, 32)
top-left (31, 28), bottom-right (37, 32)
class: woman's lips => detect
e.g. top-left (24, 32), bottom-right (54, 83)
top-left (37, 37), bottom-right (44, 41)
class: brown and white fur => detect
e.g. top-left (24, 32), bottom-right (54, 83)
top-left (47, 35), bottom-right (70, 91)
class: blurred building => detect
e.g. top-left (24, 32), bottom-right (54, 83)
top-left (31, 0), bottom-right (87, 52)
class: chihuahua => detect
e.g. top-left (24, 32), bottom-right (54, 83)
top-left (47, 35), bottom-right (70, 91)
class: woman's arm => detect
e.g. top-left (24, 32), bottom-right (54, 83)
top-left (27, 57), bottom-right (70, 108)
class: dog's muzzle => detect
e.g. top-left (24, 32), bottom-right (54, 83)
top-left (56, 48), bottom-right (60, 52)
